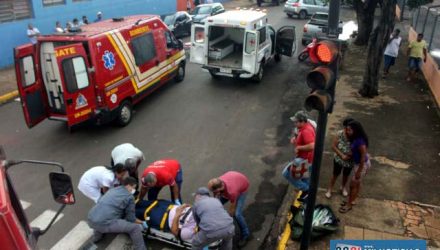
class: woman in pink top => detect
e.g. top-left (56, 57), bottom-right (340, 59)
top-left (208, 171), bottom-right (250, 247)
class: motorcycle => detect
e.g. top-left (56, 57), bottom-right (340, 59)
top-left (298, 37), bottom-right (318, 62)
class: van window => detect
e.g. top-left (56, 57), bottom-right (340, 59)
top-left (245, 32), bottom-right (257, 54)
top-left (194, 27), bottom-right (205, 43)
top-left (62, 57), bottom-right (89, 93)
top-left (131, 33), bottom-right (157, 66)
top-left (7, 174), bottom-right (32, 237)
top-left (19, 56), bottom-right (36, 87)
top-left (258, 26), bottom-right (266, 44)
top-left (209, 26), bottom-right (224, 40)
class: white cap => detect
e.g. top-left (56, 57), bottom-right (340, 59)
top-left (97, 11), bottom-right (102, 15)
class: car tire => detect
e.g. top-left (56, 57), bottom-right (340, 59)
top-left (174, 63), bottom-right (185, 83)
top-left (298, 51), bottom-right (309, 61)
top-left (299, 10), bottom-right (307, 19)
top-left (287, 13), bottom-right (293, 18)
top-left (253, 64), bottom-right (264, 83)
top-left (116, 101), bottom-right (132, 127)
top-left (275, 53), bottom-right (281, 62)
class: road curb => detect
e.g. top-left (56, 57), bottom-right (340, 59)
top-left (0, 90), bottom-right (18, 104)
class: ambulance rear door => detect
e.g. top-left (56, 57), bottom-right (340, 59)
top-left (14, 43), bottom-right (49, 128)
top-left (55, 43), bottom-right (96, 127)
top-left (190, 24), bottom-right (207, 65)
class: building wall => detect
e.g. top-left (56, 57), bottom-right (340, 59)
top-left (0, 0), bottom-right (176, 69)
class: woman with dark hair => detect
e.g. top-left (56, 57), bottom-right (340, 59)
top-left (339, 120), bottom-right (370, 213)
top-left (325, 118), bottom-right (354, 199)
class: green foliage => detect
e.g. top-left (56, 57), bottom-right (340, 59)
top-left (407, 0), bottom-right (433, 10)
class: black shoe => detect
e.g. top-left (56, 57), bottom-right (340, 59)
top-left (298, 191), bottom-right (309, 202)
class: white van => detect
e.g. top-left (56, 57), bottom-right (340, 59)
top-left (190, 9), bottom-right (297, 82)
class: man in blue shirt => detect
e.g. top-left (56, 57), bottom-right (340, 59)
top-left (88, 177), bottom-right (147, 250)
top-left (94, 11), bottom-right (103, 22)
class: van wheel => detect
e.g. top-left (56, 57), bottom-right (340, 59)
top-left (209, 70), bottom-right (220, 79)
top-left (287, 13), bottom-right (293, 18)
top-left (275, 53), bottom-right (281, 62)
top-left (253, 64), bottom-right (264, 83)
top-left (174, 63), bottom-right (185, 83)
top-left (299, 10), bottom-right (307, 19)
top-left (116, 101), bottom-right (132, 127)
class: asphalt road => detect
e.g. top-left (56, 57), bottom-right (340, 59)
top-left (0, 5), bottom-right (311, 250)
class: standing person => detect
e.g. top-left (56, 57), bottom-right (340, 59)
top-left (282, 110), bottom-right (316, 201)
top-left (65, 22), bottom-right (72, 33)
top-left (95, 11), bottom-right (103, 22)
top-left (208, 171), bottom-right (250, 247)
top-left (406, 33), bottom-right (427, 82)
top-left (78, 165), bottom-right (127, 203)
top-left (139, 159), bottom-right (183, 205)
top-left (27, 23), bottom-right (40, 44)
top-left (82, 15), bottom-right (89, 25)
top-left (383, 29), bottom-right (402, 78)
top-left (339, 120), bottom-right (370, 213)
top-left (54, 21), bottom-right (64, 33)
top-left (325, 118), bottom-right (355, 198)
top-left (187, 0), bottom-right (193, 12)
top-left (192, 187), bottom-right (235, 250)
top-left (72, 18), bottom-right (80, 28)
top-left (88, 177), bottom-right (148, 250)
top-left (111, 143), bottom-right (145, 182)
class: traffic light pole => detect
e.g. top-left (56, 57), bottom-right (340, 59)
top-left (299, 111), bottom-right (328, 250)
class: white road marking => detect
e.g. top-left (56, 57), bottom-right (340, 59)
top-left (30, 210), bottom-right (63, 229)
top-left (50, 221), bottom-right (93, 250)
top-left (20, 200), bottom-right (31, 210)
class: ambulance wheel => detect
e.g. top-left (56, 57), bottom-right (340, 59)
top-left (253, 64), bottom-right (264, 83)
top-left (116, 101), bottom-right (132, 127)
top-left (174, 63), bottom-right (185, 83)
top-left (275, 53), bottom-right (281, 62)
top-left (209, 70), bottom-right (220, 79)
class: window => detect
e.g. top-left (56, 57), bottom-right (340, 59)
top-left (194, 27), bottom-right (205, 43)
top-left (304, 0), bottom-right (314, 4)
top-left (165, 31), bottom-right (178, 49)
top-left (208, 26), bottom-right (224, 40)
top-left (258, 26), bottom-right (266, 44)
top-left (0, 0), bottom-right (32, 23)
top-left (43, 0), bottom-right (65, 6)
top-left (7, 174), bottom-right (32, 238)
top-left (19, 56), bottom-right (36, 87)
top-left (245, 32), bottom-right (257, 54)
top-left (131, 33), bottom-right (157, 66)
top-left (176, 14), bottom-right (186, 23)
top-left (62, 57), bottom-right (89, 93)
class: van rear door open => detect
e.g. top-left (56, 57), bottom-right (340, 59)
top-left (242, 30), bottom-right (259, 75)
top-left (190, 24), bottom-right (207, 65)
top-left (15, 44), bottom-right (49, 128)
top-left (55, 43), bottom-right (95, 127)
top-left (276, 26), bottom-right (297, 57)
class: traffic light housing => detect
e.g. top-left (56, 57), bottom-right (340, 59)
top-left (305, 40), bottom-right (340, 113)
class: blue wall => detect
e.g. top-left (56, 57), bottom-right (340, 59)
top-left (0, 0), bottom-right (176, 69)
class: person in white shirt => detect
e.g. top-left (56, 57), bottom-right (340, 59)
top-left (111, 143), bottom-right (145, 181)
top-left (54, 21), bottom-right (64, 33)
top-left (78, 165), bottom-right (127, 203)
top-left (383, 29), bottom-right (402, 78)
top-left (27, 23), bottom-right (40, 44)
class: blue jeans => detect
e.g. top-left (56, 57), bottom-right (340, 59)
top-left (220, 193), bottom-right (250, 239)
top-left (147, 168), bottom-right (183, 202)
top-left (282, 159), bottom-right (310, 191)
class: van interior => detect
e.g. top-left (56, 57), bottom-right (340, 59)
top-left (207, 26), bottom-right (245, 69)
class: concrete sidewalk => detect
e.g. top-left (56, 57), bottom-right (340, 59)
top-left (272, 17), bottom-right (440, 250)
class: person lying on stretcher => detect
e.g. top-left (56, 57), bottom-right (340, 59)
top-left (135, 199), bottom-right (196, 241)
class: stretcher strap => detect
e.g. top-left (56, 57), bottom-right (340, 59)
top-left (144, 200), bottom-right (159, 220)
top-left (160, 205), bottom-right (174, 230)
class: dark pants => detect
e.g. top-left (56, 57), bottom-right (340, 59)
top-left (91, 219), bottom-right (146, 250)
top-left (147, 168), bottom-right (183, 202)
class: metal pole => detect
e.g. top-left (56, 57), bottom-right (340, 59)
top-left (327, 0), bottom-right (341, 37)
top-left (415, 7), bottom-right (420, 31)
top-left (428, 14), bottom-right (439, 51)
top-left (299, 111), bottom-right (328, 250)
top-left (422, 6), bottom-right (430, 34)
top-left (401, 0), bottom-right (406, 21)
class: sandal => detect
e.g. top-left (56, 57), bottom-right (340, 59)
top-left (340, 200), bottom-right (357, 206)
top-left (339, 205), bottom-right (352, 213)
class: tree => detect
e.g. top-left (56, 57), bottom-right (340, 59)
top-left (358, 0), bottom-right (397, 97)
top-left (353, 0), bottom-right (379, 45)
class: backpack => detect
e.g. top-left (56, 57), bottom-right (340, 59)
top-left (289, 204), bottom-right (339, 240)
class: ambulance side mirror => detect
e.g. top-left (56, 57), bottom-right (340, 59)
top-left (49, 172), bottom-right (76, 205)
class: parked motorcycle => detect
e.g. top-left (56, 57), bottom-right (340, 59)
top-left (298, 37), bottom-right (318, 62)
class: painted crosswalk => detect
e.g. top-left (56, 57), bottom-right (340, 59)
top-left (50, 220), bottom-right (94, 250)
top-left (30, 209), bottom-right (64, 229)
top-left (20, 200), bottom-right (31, 210)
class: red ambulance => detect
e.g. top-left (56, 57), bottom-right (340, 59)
top-left (15, 15), bottom-right (186, 129)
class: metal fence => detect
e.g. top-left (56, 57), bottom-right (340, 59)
top-left (412, 4), bottom-right (440, 66)
top-left (396, 0), bottom-right (411, 20)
